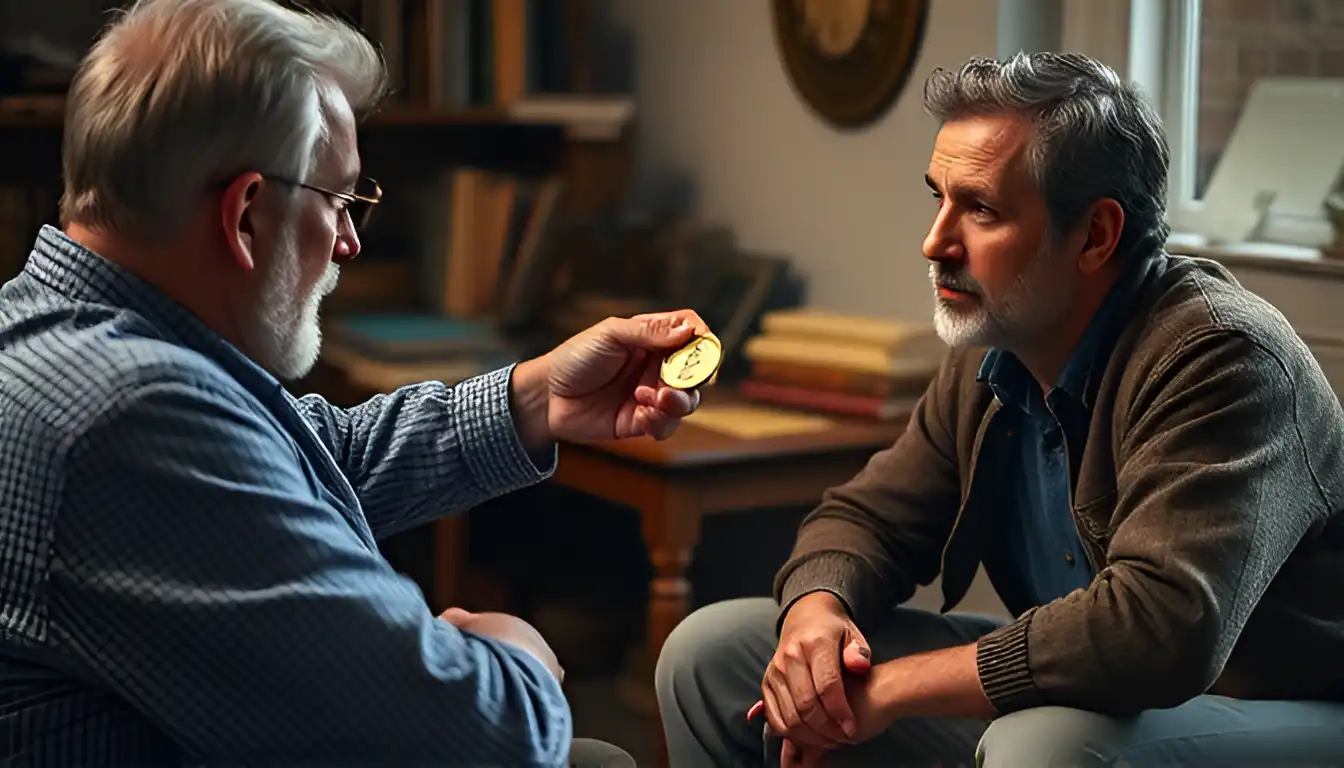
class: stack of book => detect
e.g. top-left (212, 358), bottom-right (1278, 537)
top-left (320, 313), bottom-right (520, 393)
top-left (738, 309), bottom-right (946, 421)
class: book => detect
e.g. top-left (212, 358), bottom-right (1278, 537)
top-left (743, 334), bottom-right (943, 377)
top-left (759, 308), bottom-right (945, 356)
top-left (322, 342), bottom-right (512, 392)
top-left (325, 313), bottom-right (507, 362)
top-left (738, 379), bottom-right (918, 422)
top-left (749, 359), bottom-right (934, 399)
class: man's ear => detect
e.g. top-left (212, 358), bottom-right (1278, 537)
top-left (1077, 198), bottom-right (1125, 275)
top-left (220, 173), bottom-right (265, 272)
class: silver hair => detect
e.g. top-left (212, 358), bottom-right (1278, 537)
top-left (60, 0), bottom-right (387, 237)
top-left (923, 52), bottom-right (1170, 261)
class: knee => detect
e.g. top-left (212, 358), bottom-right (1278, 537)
top-left (977, 707), bottom-right (1120, 768)
top-left (567, 738), bottom-right (637, 768)
top-left (654, 601), bottom-right (740, 692)
top-left (653, 598), bottom-right (762, 705)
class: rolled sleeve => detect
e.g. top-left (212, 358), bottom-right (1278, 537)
top-left (455, 364), bottom-right (557, 495)
top-left (292, 364), bottom-right (556, 538)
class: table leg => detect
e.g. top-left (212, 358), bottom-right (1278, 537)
top-left (641, 485), bottom-right (702, 768)
top-left (431, 516), bottom-right (467, 613)
top-left (648, 543), bottom-right (692, 673)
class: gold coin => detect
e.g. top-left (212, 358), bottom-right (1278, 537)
top-left (660, 333), bottom-right (723, 389)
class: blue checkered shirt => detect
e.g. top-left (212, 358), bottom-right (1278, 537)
top-left (0, 226), bottom-right (568, 766)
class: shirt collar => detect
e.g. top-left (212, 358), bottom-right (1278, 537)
top-left (977, 254), bottom-right (1158, 411)
top-left (977, 348), bottom-right (1033, 413)
top-left (24, 224), bottom-right (283, 394)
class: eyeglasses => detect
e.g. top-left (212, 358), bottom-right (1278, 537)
top-left (272, 176), bottom-right (383, 231)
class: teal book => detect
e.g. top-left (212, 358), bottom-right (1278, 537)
top-left (327, 313), bottom-right (509, 362)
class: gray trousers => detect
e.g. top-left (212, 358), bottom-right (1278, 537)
top-left (655, 597), bottom-right (1344, 767)
top-left (569, 738), bottom-right (636, 768)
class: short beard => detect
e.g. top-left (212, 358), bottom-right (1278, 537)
top-left (931, 238), bottom-right (1075, 351)
top-left (245, 227), bottom-right (339, 381)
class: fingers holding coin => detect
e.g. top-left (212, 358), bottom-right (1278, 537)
top-left (633, 381), bottom-right (702, 440)
top-left (627, 331), bottom-right (719, 440)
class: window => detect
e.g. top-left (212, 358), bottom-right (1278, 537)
top-left (1143, 0), bottom-right (1344, 232)
top-left (1056, 0), bottom-right (1341, 247)
top-left (1192, 0), bottom-right (1344, 199)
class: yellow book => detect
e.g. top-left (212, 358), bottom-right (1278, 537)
top-left (743, 335), bottom-right (943, 377)
top-left (760, 308), bottom-right (941, 353)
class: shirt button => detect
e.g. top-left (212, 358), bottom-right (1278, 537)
top-left (1064, 552), bottom-right (1075, 566)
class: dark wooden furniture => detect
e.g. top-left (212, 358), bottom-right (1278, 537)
top-left (552, 408), bottom-right (906, 767)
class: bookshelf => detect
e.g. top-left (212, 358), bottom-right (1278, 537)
top-left (0, 98), bottom-right (629, 130)
top-left (0, 102), bottom-right (509, 129)
top-left (0, 0), bottom-right (638, 613)
top-left (0, 0), bottom-right (634, 290)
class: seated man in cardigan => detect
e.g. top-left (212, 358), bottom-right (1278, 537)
top-left (656, 51), bottom-right (1344, 767)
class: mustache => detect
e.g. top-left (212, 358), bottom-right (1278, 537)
top-left (929, 263), bottom-right (981, 294)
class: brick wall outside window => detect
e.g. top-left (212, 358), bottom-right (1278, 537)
top-left (1197, 0), bottom-right (1344, 197)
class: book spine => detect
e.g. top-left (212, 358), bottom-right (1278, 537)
top-left (739, 379), bottom-right (895, 420)
top-left (749, 359), bottom-right (897, 398)
top-left (742, 335), bottom-right (893, 375)
top-left (759, 318), bottom-right (904, 348)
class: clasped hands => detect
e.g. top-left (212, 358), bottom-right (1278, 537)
top-left (751, 592), bottom-right (900, 768)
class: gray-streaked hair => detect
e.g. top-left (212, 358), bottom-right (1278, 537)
top-left (923, 52), bottom-right (1169, 262)
top-left (60, 0), bottom-right (388, 237)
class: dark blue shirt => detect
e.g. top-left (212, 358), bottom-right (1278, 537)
top-left (978, 259), bottom-right (1152, 609)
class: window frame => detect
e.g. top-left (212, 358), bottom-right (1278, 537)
top-left (1158, 0), bottom-right (1203, 231)
top-left (1061, 0), bottom-right (1204, 232)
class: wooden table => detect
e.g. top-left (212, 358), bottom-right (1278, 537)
top-left (552, 410), bottom-right (905, 765)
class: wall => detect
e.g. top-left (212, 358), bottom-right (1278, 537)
top-left (604, 0), bottom-right (999, 320)
top-left (604, 0), bottom-right (1009, 616)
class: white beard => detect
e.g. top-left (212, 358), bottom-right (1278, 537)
top-left (931, 241), bottom-right (1075, 350)
top-left (246, 228), bottom-right (339, 381)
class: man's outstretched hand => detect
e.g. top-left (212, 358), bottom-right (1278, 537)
top-left (509, 310), bottom-right (712, 449)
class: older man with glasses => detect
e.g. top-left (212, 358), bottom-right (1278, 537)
top-left (0, 0), bottom-right (705, 765)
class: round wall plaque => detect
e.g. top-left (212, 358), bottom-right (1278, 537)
top-left (770, 0), bottom-right (931, 130)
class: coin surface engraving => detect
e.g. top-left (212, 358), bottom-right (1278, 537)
top-left (660, 333), bottom-right (724, 389)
